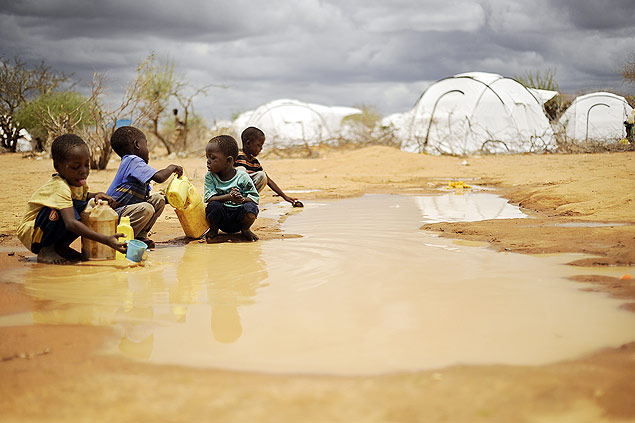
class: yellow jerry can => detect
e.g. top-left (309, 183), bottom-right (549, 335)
top-left (81, 199), bottom-right (118, 260)
top-left (166, 175), bottom-right (210, 238)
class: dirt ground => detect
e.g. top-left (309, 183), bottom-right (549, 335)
top-left (1, 146), bottom-right (634, 422)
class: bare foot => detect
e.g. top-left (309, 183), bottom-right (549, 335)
top-left (37, 245), bottom-right (71, 264)
top-left (55, 244), bottom-right (83, 262)
top-left (241, 229), bottom-right (259, 242)
top-left (136, 237), bottom-right (156, 249)
top-left (206, 234), bottom-right (223, 244)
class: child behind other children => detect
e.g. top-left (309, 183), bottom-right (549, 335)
top-left (204, 135), bottom-right (259, 243)
top-left (235, 127), bottom-right (303, 207)
top-left (17, 134), bottom-right (126, 264)
top-left (106, 126), bottom-right (183, 249)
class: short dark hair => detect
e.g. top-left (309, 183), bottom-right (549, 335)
top-left (51, 134), bottom-right (87, 164)
top-left (208, 135), bottom-right (239, 160)
top-left (241, 126), bottom-right (265, 145)
top-left (111, 126), bottom-right (145, 157)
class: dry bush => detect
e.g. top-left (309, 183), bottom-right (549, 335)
top-left (260, 141), bottom-right (402, 160)
top-left (37, 73), bottom-right (146, 169)
top-left (257, 128), bottom-right (403, 160)
top-left (620, 52), bottom-right (635, 86)
top-left (554, 131), bottom-right (634, 153)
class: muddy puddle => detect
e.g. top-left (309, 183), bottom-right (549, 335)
top-left (2, 193), bottom-right (634, 375)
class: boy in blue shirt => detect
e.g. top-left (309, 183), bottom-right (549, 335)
top-left (106, 126), bottom-right (183, 249)
top-left (204, 135), bottom-right (259, 243)
top-left (17, 134), bottom-right (126, 264)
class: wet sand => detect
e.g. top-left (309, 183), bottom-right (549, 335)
top-left (1, 146), bottom-right (634, 422)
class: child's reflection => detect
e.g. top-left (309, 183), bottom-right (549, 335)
top-left (205, 243), bottom-right (268, 343)
top-left (24, 264), bottom-right (131, 327)
top-left (118, 271), bottom-right (156, 360)
top-left (170, 245), bottom-right (208, 323)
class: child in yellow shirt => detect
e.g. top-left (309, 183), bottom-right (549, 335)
top-left (17, 134), bottom-right (126, 264)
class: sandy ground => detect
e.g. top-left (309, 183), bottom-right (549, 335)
top-left (1, 146), bottom-right (634, 422)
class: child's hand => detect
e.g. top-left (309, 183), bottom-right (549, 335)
top-left (283, 195), bottom-right (303, 207)
top-left (108, 233), bottom-right (127, 254)
top-left (171, 165), bottom-right (184, 177)
top-left (229, 187), bottom-right (244, 204)
top-left (94, 192), bottom-right (119, 208)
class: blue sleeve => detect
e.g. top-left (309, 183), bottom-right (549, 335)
top-left (107, 155), bottom-right (157, 197)
top-left (126, 156), bottom-right (158, 184)
top-left (203, 172), bottom-right (216, 202)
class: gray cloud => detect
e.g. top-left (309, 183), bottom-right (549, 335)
top-left (554, 0), bottom-right (635, 30)
top-left (0, 0), bottom-right (633, 121)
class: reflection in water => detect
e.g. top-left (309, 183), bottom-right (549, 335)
top-left (1, 194), bottom-right (634, 375)
top-left (1, 243), bottom-right (269, 359)
top-left (119, 272), bottom-right (156, 360)
top-left (204, 245), bottom-right (267, 343)
top-left (414, 191), bottom-right (527, 223)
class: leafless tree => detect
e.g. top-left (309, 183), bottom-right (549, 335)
top-left (621, 52), bottom-right (635, 86)
top-left (131, 53), bottom-right (214, 155)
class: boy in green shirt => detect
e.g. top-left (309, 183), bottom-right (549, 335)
top-left (204, 135), bottom-right (259, 243)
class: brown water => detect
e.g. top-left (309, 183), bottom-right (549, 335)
top-left (2, 194), bottom-right (634, 375)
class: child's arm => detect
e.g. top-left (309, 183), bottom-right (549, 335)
top-left (266, 175), bottom-right (300, 205)
top-left (206, 188), bottom-right (244, 204)
top-left (206, 193), bottom-right (232, 203)
top-left (232, 187), bottom-right (257, 204)
top-left (59, 207), bottom-right (127, 254)
top-left (152, 164), bottom-right (184, 183)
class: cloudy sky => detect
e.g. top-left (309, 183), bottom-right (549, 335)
top-left (1, 0), bottom-right (634, 122)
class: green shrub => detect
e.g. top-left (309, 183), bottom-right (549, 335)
top-left (15, 91), bottom-right (94, 145)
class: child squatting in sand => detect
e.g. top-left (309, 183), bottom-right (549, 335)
top-left (106, 126), bottom-right (183, 249)
top-left (17, 134), bottom-right (127, 264)
top-left (204, 135), bottom-right (260, 243)
top-left (235, 126), bottom-right (303, 207)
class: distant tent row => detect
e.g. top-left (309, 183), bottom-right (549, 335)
top-left (221, 73), bottom-right (632, 155)
top-left (382, 73), bottom-right (632, 155)
top-left (228, 99), bottom-right (361, 149)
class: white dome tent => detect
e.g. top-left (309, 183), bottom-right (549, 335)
top-left (404, 72), bottom-right (557, 155)
top-left (233, 99), bottom-right (361, 149)
top-left (557, 92), bottom-right (632, 142)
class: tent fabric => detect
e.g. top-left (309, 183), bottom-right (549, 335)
top-left (0, 120), bottom-right (33, 152)
top-left (557, 92), bottom-right (633, 142)
top-left (528, 88), bottom-right (558, 105)
top-left (403, 72), bottom-right (557, 155)
top-left (16, 129), bottom-right (33, 152)
top-left (232, 99), bottom-right (361, 148)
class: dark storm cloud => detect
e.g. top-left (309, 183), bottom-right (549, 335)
top-left (1, 0), bottom-right (271, 41)
top-left (554, 0), bottom-right (635, 31)
top-left (0, 0), bottom-right (632, 119)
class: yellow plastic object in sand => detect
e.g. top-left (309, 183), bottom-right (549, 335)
top-left (81, 199), bottom-right (118, 260)
top-left (166, 175), bottom-right (210, 238)
top-left (166, 175), bottom-right (190, 209)
top-left (115, 216), bottom-right (135, 260)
